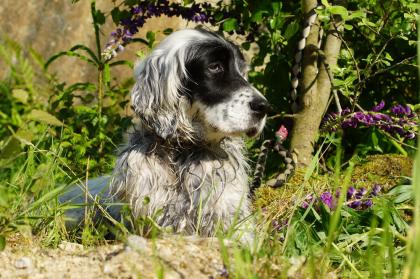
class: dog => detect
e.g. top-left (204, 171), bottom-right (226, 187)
top-left (61, 29), bottom-right (271, 243)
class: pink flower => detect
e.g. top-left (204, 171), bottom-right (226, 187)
top-left (275, 125), bottom-right (288, 142)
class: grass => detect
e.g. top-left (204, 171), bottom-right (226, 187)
top-left (0, 38), bottom-right (419, 278)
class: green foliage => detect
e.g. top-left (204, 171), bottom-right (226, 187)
top-left (0, 3), bottom-right (133, 242)
top-left (0, 0), bottom-right (419, 277)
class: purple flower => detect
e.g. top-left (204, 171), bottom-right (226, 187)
top-left (335, 189), bottom-right (341, 198)
top-left (373, 113), bottom-right (392, 122)
top-left (406, 132), bottom-right (416, 139)
top-left (301, 194), bottom-right (314, 209)
top-left (342, 118), bottom-right (358, 128)
top-left (354, 111), bottom-right (365, 121)
top-left (347, 187), bottom-right (356, 200)
top-left (372, 101), bottom-right (385, 112)
top-left (391, 104), bottom-right (411, 116)
top-left (371, 184), bottom-right (381, 196)
top-left (272, 220), bottom-right (288, 231)
top-left (103, 1), bottom-right (222, 61)
top-left (355, 187), bottom-right (367, 199)
top-left (341, 108), bottom-right (351, 116)
top-left (322, 104), bottom-right (417, 141)
top-left (348, 200), bottom-right (361, 209)
top-left (320, 192), bottom-right (334, 209)
top-left (362, 199), bottom-right (373, 208)
top-left (131, 6), bottom-right (142, 14)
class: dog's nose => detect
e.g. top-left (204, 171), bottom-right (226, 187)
top-left (249, 98), bottom-right (272, 117)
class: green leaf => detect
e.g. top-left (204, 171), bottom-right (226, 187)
top-left (31, 178), bottom-right (48, 194)
top-left (251, 10), bottom-right (267, 23)
top-left (15, 129), bottom-right (34, 145)
top-left (109, 60), bottom-right (133, 69)
top-left (223, 18), bottom-right (238, 32)
top-left (388, 185), bottom-right (413, 204)
top-left (163, 28), bottom-right (173, 35)
top-left (23, 184), bottom-right (68, 215)
top-left (0, 137), bottom-right (21, 159)
top-left (371, 132), bottom-right (383, 152)
top-left (328, 5), bottom-right (349, 18)
top-left (284, 21), bottom-right (300, 40)
top-left (111, 7), bottom-right (121, 24)
top-left (343, 24), bottom-right (353, 30)
top-left (146, 31), bottom-right (156, 48)
top-left (241, 42), bottom-right (251, 51)
top-left (348, 10), bottom-right (366, 20)
top-left (135, 50), bottom-right (146, 59)
top-left (12, 89), bottom-right (29, 104)
top-left (69, 45), bottom-right (100, 64)
top-left (304, 147), bottom-right (322, 181)
top-left (27, 110), bottom-right (63, 126)
top-left (271, 2), bottom-right (282, 14)
top-left (0, 236), bottom-right (5, 251)
top-left (94, 10), bottom-right (106, 25)
top-left (45, 50), bottom-right (97, 69)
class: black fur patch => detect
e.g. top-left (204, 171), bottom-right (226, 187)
top-left (183, 39), bottom-right (248, 106)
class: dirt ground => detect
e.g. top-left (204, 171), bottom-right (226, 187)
top-left (0, 234), bottom-right (227, 279)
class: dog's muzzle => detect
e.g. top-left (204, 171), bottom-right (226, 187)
top-left (249, 97), bottom-right (272, 119)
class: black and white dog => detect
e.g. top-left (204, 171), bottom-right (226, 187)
top-left (61, 29), bottom-right (271, 243)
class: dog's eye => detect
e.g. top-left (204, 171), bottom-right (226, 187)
top-left (207, 62), bottom-right (224, 74)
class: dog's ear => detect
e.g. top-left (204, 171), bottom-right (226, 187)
top-left (131, 45), bottom-right (193, 140)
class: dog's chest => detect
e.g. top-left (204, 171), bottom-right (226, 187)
top-left (175, 145), bottom-right (249, 215)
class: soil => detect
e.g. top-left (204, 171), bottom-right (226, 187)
top-left (0, 234), bottom-right (226, 279)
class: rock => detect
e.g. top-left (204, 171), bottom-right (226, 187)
top-left (0, 1), bottom-right (184, 84)
top-left (125, 234), bottom-right (148, 252)
top-left (103, 264), bottom-right (112, 274)
top-left (58, 241), bottom-right (84, 252)
top-left (14, 257), bottom-right (32, 269)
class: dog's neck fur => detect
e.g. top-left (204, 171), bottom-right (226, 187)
top-left (133, 115), bottom-right (235, 148)
top-left (111, 120), bottom-right (251, 238)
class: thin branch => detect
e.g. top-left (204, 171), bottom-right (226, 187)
top-left (333, 22), bottom-right (362, 83)
top-left (268, 113), bottom-right (297, 120)
top-left (365, 37), bottom-right (395, 76)
top-left (358, 55), bottom-right (417, 86)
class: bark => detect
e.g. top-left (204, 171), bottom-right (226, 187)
top-left (290, 1), bottom-right (344, 167)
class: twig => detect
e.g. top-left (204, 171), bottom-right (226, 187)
top-left (318, 51), bottom-right (343, 114)
top-left (368, 55), bottom-right (417, 79)
top-left (333, 22), bottom-right (362, 84)
top-left (268, 113), bottom-right (297, 120)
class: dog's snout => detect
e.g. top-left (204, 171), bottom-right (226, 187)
top-left (249, 98), bottom-right (271, 117)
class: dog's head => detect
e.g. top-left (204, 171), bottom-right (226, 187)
top-left (132, 29), bottom-right (271, 143)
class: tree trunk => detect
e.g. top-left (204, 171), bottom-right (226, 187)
top-left (290, 0), bottom-right (344, 167)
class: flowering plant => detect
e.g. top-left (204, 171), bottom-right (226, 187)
top-left (322, 102), bottom-right (418, 140)
top-left (102, 0), bottom-right (217, 60)
top-left (301, 184), bottom-right (382, 211)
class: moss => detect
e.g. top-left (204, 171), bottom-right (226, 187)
top-left (253, 169), bottom-right (331, 220)
top-left (351, 154), bottom-right (413, 191)
top-left (253, 154), bottom-right (413, 218)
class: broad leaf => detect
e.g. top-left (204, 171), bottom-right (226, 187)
top-left (27, 110), bottom-right (63, 126)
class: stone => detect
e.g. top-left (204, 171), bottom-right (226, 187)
top-left (14, 257), bottom-right (32, 269)
top-left (58, 241), bottom-right (84, 252)
top-left (125, 234), bottom-right (148, 252)
top-left (0, 1), bottom-right (183, 84)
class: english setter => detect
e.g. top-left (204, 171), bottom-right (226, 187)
top-left (61, 29), bottom-right (271, 243)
